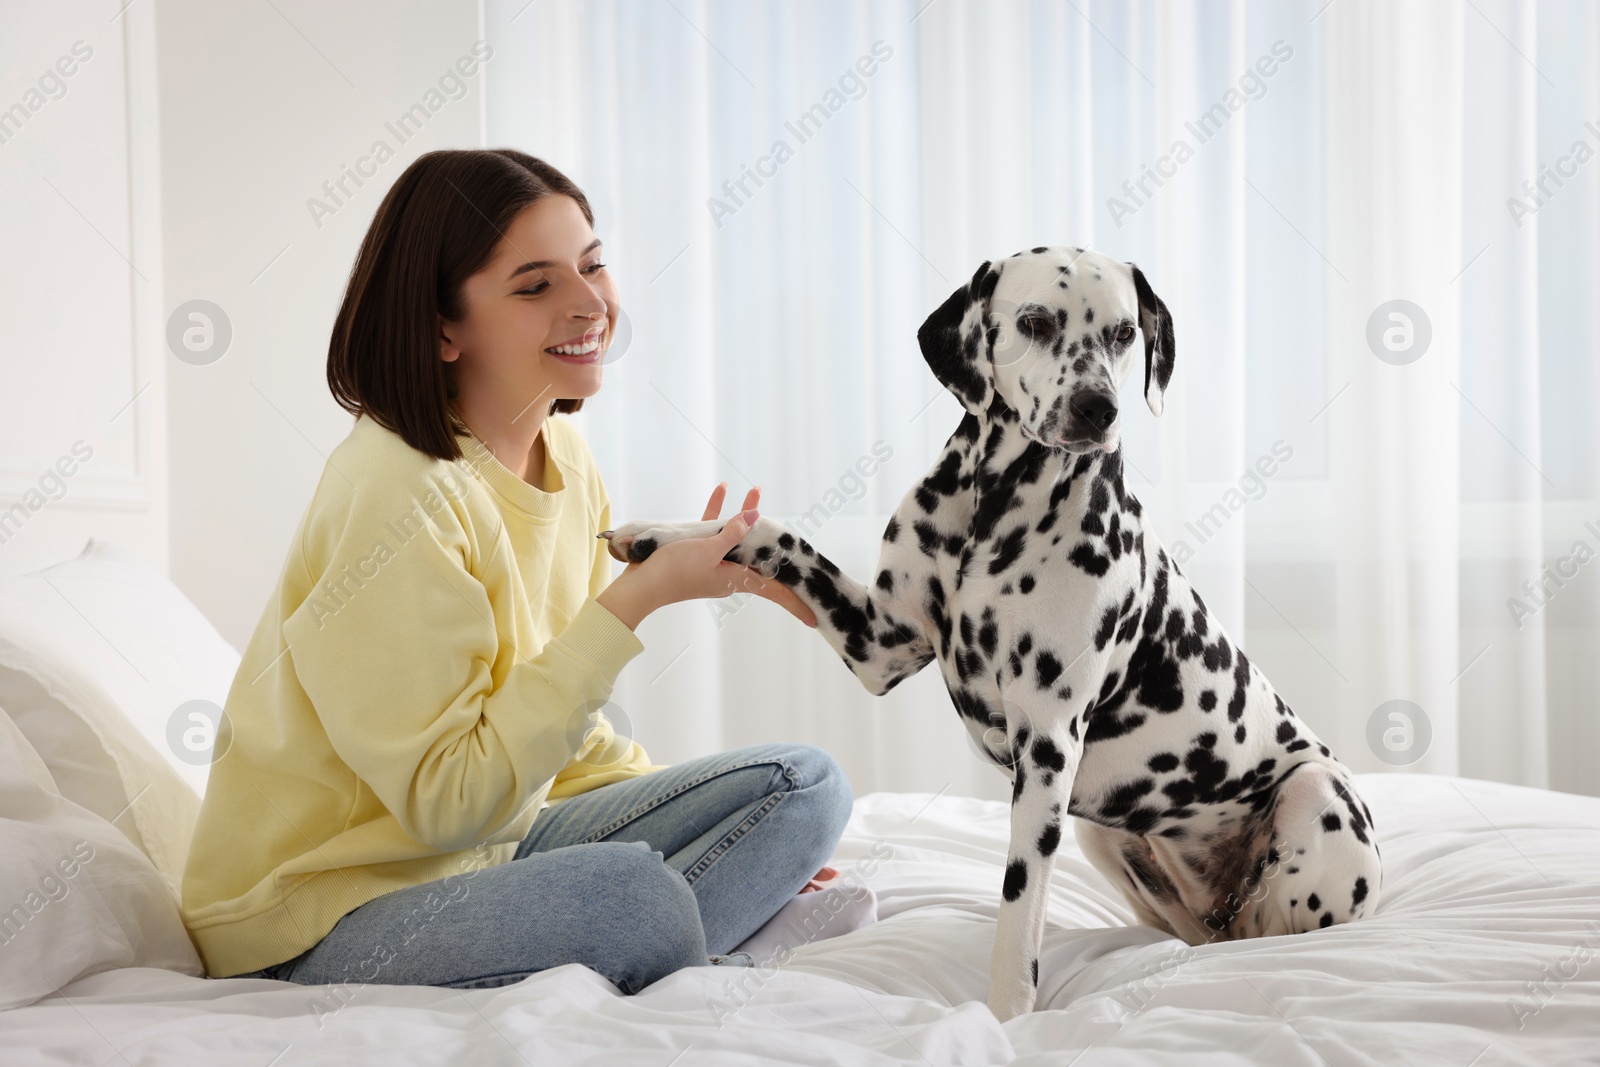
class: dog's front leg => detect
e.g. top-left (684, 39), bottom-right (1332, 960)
top-left (601, 515), bottom-right (935, 696)
top-left (988, 708), bottom-right (1085, 1022)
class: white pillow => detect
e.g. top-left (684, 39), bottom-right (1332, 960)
top-left (0, 538), bottom-right (241, 904)
top-left (0, 706), bottom-right (203, 1009)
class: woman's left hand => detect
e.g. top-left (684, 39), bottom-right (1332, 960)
top-left (702, 482), bottom-right (818, 628)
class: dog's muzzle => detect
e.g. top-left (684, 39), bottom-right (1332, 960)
top-left (1035, 390), bottom-right (1119, 450)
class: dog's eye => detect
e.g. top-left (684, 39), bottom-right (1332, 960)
top-left (1018, 314), bottom-right (1053, 338)
top-left (1117, 324), bottom-right (1136, 344)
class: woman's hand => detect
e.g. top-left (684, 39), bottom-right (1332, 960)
top-left (697, 483), bottom-right (818, 628)
top-left (596, 483), bottom-right (818, 630)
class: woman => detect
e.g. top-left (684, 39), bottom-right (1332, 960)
top-left (179, 149), bottom-right (867, 994)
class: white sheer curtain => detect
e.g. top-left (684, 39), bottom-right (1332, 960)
top-left (486, 0), bottom-right (1600, 802)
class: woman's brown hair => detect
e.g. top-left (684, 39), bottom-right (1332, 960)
top-left (327, 148), bottom-right (595, 461)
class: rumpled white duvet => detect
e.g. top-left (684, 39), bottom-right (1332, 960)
top-left (5, 773), bottom-right (1599, 1066)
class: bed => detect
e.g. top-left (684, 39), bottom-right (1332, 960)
top-left (4, 542), bottom-right (1600, 1064)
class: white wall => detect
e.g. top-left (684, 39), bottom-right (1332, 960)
top-left (0, 0), bottom-right (168, 580)
top-left (153, 0), bottom-right (486, 649)
top-left (2, 0), bottom-right (488, 650)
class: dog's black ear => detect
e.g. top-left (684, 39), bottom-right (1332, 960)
top-left (1129, 263), bottom-right (1174, 417)
top-left (918, 260), bottom-right (998, 416)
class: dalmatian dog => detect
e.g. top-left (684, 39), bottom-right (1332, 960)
top-left (600, 247), bottom-right (1383, 1022)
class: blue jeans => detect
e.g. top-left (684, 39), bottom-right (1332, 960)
top-left (232, 742), bottom-right (853, 994)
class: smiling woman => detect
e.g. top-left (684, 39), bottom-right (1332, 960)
top-left (180, 148), bottom-right (856, 995)
top-left (324, 150), bottom-right (602, 463)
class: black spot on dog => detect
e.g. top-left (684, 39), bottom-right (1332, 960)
top-left (1031, 957), bottom-right (1039, 986)
top-left (1094, 603), bottom-right (1119, 650)
top-left (1202, 636), bottom-right (1233, 672)
top-left (978, 617), bottom-right (999, 658)
top-left (1035, 652), bottom-right (1064, 690)
top-left (1319, 912), bottom-right (1334, 929)
top-left (1306, 893), bottom-right (1321, 912)
top-left (1124, 807), bottom-right (1161, 835)
top-left (1038, 822), bottom-right (1061, 856)
top-left (1083, 708), bottom-right (1146, 744)
top-left (1101, 777), bottom-right (1155, 819)
top-left (1089, 480), bottom-right (1110, 514)
top-left (1068, 542), bottom-right (1110, 577)
top-left (1131, 637), bottom-right (1185, 713)
top-left (1162, 777), bottom-right (1196, 807)
top-left (1322, 813), bottom-right (1342, 832)
top-left (1227, 652), bottom-right (1251, 721)
top-left (1148, 752), bottom-right (1179, 773)
top-left (1352, 876), bottom-right (1369, 907)
top-left (1032, 736), bottom-right (1066, 772)
top-left (989, 525), bottom-right (1029, 575)
top-left (1003, 859), bottom-right (1028, 901)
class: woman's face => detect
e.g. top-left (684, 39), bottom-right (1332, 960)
top-left (440, 194), bottom-right (619, 415)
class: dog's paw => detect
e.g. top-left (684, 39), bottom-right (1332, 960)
top-left (597, 519), bottom-right (724, 563)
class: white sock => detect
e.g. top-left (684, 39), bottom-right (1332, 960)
top-left (733, 881), bottom-right (878, 968)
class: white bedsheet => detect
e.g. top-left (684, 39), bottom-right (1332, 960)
top-left (5, 773), bottom-right (1599, 1065)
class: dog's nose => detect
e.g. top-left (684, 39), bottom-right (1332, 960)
top-left (1072, 392), bottom-right (1119, 431)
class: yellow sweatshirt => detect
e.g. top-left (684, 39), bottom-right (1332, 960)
top-left (180, 412), bottom-right (666, 978)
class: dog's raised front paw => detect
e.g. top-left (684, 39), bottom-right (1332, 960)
top-left (598, 519), bottom-right (724, 563)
